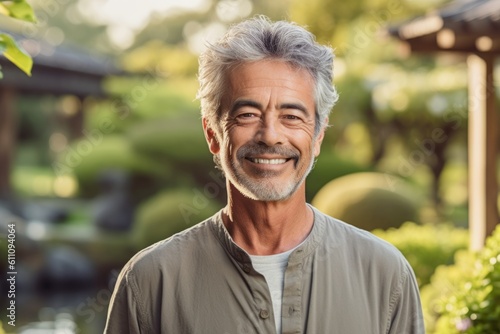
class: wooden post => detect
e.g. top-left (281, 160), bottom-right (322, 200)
top-left (0, 87), bottom-right (17, 200)
top-left (66, 95), bottom-right (84, 140)
top-left (467, 54), bottom-right (499, 250)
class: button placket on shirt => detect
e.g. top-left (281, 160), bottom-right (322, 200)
top-left (238, 261), bottom-right (275, 328)
top-left (281, 257), bottom-right (304, 333)
top-left (259, 309), bottom-right (270, 319)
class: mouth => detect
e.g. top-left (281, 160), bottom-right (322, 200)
top-left (246, 157), bottom-right (290, 165)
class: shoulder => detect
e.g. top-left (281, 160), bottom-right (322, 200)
top-left (313, 207), bottom-right (418, 307)
top-left (121, 214), bottom-right (218, 281)
top-left (313, 206), bottom-right (410, 275)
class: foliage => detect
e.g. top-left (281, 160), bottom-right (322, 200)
top-left (12, 165), bottom-right (59, 197)
top-left (312, 172), bottom-right (420, 231)
top-left (127, 116), bottom-right (211, 165)
top-left (421, 225), bottom-right (500, 334)
top-left (0, 0), bottom-right (36, 77)
top-left (97, 76), bottom-right (200, 129)
top-left (289, 0), bottom-right (449, 47)
top-left (306, 151), bottom-right (370, 201)
top-left (132, 188), bottom-right (221, 249)
top-left (121, 41), bottom-right (198, 76)
top-left (288, 0), bottom-right (469, 212)
top-left (73, 75), bottom-right (211, 199)
top-left (373, 222), bottom-right (468, 287)
top-left (59, 135), bottom-right (169, 197)
top-left (0, 33), bottom-right (32, 76)
top-left (125, 112), bottom-right (215, 193)
top-left (0, 0), bottom-right (36, 21)
top-left (131, 0), bottom-right (289, 51)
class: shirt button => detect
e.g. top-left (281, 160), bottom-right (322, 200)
top-left (242, 264), bottom-right (251, 273)
top-left (259, 309), bottom-right (270, 319)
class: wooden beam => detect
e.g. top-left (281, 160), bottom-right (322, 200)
top-left (0, 87), bottom-right (17, 200)
top-left (467, 54), bottom-right (499, 250)
top-left (402, 33), bottom-right (500, 55)
top-left (0, 60), bottom-right (107, 97)
top-left (475, 36), bottom-right (500, 52)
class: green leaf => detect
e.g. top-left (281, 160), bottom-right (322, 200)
top-left (0, 33), bottom-right (33, 76)
top-left (0, 0), bottom-right (37, 23)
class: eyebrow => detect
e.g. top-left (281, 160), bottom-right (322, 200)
top-left (229, 100), bottom-right (310, 117)
top-left (230, 99), bottom-right (263, 115)
top-left (280, 102), bottom-right (308, 116)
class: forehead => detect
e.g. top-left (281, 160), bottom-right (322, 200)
top-left (227, 59), bottom-right (313, 89)
top-left (224, 60), bottom-right (315, 102)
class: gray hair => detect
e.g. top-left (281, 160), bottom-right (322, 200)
top-left (197, 16), bottom-right (339, 136)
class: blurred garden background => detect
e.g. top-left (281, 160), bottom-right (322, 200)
top-left (0, 0), bottom-right (499, 333)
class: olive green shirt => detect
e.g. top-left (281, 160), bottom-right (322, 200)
top-left (104, 206), bottom-right (424, 334)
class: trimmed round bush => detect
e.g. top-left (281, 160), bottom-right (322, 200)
top-left (61, 135), bottom-right (168, 196)
top-left (126, 116), bottom-right (218, 194)
top-left (127, 116), bottom-right (212, 166)
top-left (306, 152), bottom-right (369, 201)
top-left (133, 188), bottom-right (221, 249)
top-left (312, 172), bottom-right (420, 231)
top-left (373, 222), bottom-right (468, 287)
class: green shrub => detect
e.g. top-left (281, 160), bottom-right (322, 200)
top-left (127, 116), bottom-right (211, 166)
top-left (60, 135), bottom-right (169, 196)
top-left (312, 172), bottom-right (420, 230)
top-left (133, 188), bottom-right (222, 249)
top-left (126, 116), bottom-right (216, 188)
top-left (306, 152), bottom-right (369, 201)
top-left (373, 222), bottom-right (468, 287)
top-left (422, 225), bottom-right (500, 334)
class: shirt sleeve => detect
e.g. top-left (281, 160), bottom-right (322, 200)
top-left (386, 262), bottom-right (425, 334)
top-left (104, 267), bottom-right (143, 334)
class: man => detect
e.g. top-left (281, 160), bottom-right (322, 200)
top-left (104, 16), bottom-right (424, 334)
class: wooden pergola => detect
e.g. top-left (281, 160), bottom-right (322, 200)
top-left (0, 32), bottom-right (119, 202)
top-left (388, 0), bottom-right (499, 250)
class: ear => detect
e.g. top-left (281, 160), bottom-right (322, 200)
top-left (203, 118), bottom-right (220, 154)
top-left (313, 117), bottom-right (328, 157)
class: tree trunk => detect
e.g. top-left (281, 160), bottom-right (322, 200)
top-left (0, 87), bottom-right (17, 200)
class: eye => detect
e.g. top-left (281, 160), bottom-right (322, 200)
top-left (239, 113), bottom-right (257, 118)
top-left (234, 111), bottom-right (260, 124)
top-left (282, 113), bottom-right (304, 123)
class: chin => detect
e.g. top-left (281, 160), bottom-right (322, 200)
top-left (236, 181), bottom-right (299, 202)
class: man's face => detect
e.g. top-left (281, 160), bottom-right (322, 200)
top-left (204, 59), bottom-right (324, 201)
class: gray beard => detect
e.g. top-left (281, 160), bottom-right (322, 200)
top-left (229, 153), bottom-right (315, 202)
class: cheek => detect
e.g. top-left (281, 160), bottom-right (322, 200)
top-left (221, 135), bottom-right (237, 159)
top-left (227, 126), bottom-right (253, 147)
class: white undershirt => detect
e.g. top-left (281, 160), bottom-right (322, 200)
top-left (249, 244), bottom-right (302, 334)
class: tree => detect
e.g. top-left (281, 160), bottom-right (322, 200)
top-left (288, 0), bottom-right (466, 212)
top-left (289, 0), bottom-right (450, 47)
top-left (0, 0), bottom-right (36, 78)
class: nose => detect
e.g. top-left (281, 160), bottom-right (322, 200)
top-left (255, 116), bottom-right (284, 146)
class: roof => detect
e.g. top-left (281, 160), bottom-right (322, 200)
top-left (0, 30), bottom-right (122, 97)
top-left (388, 0), bottom-right (500, 54)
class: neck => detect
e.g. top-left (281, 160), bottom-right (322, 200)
top-left (222, 182), bottom-right (314, 255)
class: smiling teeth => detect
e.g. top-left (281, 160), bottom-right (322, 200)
top-left (251, 158), bottom-right (287, 164)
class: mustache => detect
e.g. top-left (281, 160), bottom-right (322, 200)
top-left (236, 144), bottom-right (300, 160)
